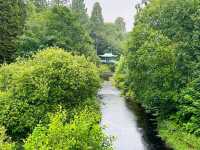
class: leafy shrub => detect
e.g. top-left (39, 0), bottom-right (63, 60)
top-left (177, 77), bottom-right (200, 136)
top-left (127, 29), bottom-right (178, 116)
top-left (24, 109), bottom-right (112, 150)
top-left (98, 64), bottom-right (110, 75)
top-left (114, 56), bottom-right (135, 99)
top-left (0, 126), bottom-right (15, 150)
top-left (114, 56), bottom-right (127, 89)
top-left (0, 47), bottom-right (100, 140)
top-left (159, 120), bottom-right (200, 150)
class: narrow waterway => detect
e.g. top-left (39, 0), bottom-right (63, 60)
top-left (99, 81), bottom-right (170, 150)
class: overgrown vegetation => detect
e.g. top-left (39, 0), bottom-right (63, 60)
top-left (6, 0), bottom-right (200, 149)
top-left (24, 108), bottom-right (112, 150)
top-left (0, 0), bottom-right (123, 148)
top-left (0, 48), bottom-right (100, 139)
top-left (115, 0), bottom-right (200, 149)
top-left (17, 4), bottom-right (95, 58)
top-left (0, 127), bottom-right (15, 150)
top-left (0, 48), bottom-right (112, 149)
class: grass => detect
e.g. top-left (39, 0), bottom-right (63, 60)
top-left (158, 120), bottom-right (200, 150)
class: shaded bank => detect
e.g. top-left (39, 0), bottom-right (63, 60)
top-left (126, 99), bottom-right (172, 150)
top-left (99, 82), bottom-right (171, 150)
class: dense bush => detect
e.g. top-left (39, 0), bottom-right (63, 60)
top-left (135, 0), bottom-right (200, 85)
top-left (120, 0), bottom-right (200, 118)
top-left (114, 57), bottom-right (128, 90)
top-left (0, 47), bottom-right (100, 140)
top-left (159, 120), bottom-right (200, 150)
top-left (129, 29), bottom-right (178, 116)
top-left (177, 77), bottom-right (200, 136)
top-left (0, 127), bottom-right (15, 150)
top-left (24, 108), bottom-right (112, 150)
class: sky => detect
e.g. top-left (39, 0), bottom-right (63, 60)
top-left (85, 0), bottom-right (141, 31)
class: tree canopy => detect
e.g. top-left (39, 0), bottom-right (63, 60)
top-left (114, 0), bottom-right (200, 149)
top-left (71, 0), bottom-right (89, 27)
top-left (91, 2), bottom-right (104, 30)
top-left (0, 0), bottom-right (26, 63)
top-left (115, 17), bottom-right (126, 32)
top-left (17, 5), bottom-right (95, 57)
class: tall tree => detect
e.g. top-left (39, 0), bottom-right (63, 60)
top-left (0, 0), bottom-right (26, 63)
top-left (71, 0), bottom-right (89, 27)
top-left (90, 2), bottom-right (104, 29)
top-left (17, 6), bottom-right (95, 57)
top-left (115, 17), bottom-right (126, 32)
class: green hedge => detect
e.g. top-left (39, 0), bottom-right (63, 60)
top-left (0, 47), bottom-right (100, 140)
top-left (24, 108), bottom-right (112, 150)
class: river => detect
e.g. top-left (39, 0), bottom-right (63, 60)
top-left (99, 81), bottom-right (171, 150)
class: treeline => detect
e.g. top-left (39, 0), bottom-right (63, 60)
top-left (1, 0), bottom-right (126, 64)
top-left (115, 0), bottom-right (200, 149)
top-left (0, 0), bottom-right (118, 149)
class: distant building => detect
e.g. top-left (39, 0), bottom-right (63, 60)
top-left (99, 53), bottom-right (117, 64)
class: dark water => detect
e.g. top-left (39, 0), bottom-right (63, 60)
top-left (99, 82), bottom-right (171, 150)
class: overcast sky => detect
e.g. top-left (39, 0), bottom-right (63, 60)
top-left (85, 0), bottom-right (140, 31)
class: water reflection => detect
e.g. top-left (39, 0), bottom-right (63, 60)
top-left (99, 82), bottom-right (171, 150)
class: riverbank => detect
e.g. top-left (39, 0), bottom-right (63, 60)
top-left (113, 1), bottom-right (200, 150)
top-left (159, 120), bottom-right (200, 150)
top-left (121, 96), bottom-right (200, 150)
top-left (119, 92), bottom-right (200, 150)
top-left (99, 81), bottom-right (170, 150)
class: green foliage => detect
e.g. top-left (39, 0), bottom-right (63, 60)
top-left (115, 17), bottom-right (126, 33)
top-left (90, 2), bottom-right (104, 30)
top-left (24, 109), bottom-right (112, 150)
top-left (90, 2), bottom-right (126, 55)
top-left (91, 23), bottom-right (126, 55)
top-left (121, 0), bottom-right (200, 116)
top-left (136, 0), bottom-right (200, 84)
top-left (98, 65), bottom-right (110, 75)
top-left (71, 0), bottom-right (89, 28)
top-left (17, 5), bottom-right (95, 57)
top-left (0, 127), bottom-right (15, 150)
top-left (177, 77), bottom-right (200, 136)
top-left (127, 27), bottom-right (178, 116)
top-left (0, 47), bottom-right (100, 140)
top-left (159, 120), bottom-right (200, 150)
top-left (114, 56), bottom-right (127, 89)
top-left (0, 0), bottom-right (26, 63)
top-left (115, 0), bottom-right (200, 147)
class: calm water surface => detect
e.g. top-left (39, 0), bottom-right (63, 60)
top-left (99, 82), bottom-right (171, 150)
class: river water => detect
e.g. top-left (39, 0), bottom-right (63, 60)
top-left (99, 81), bottom-right (170, 150)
